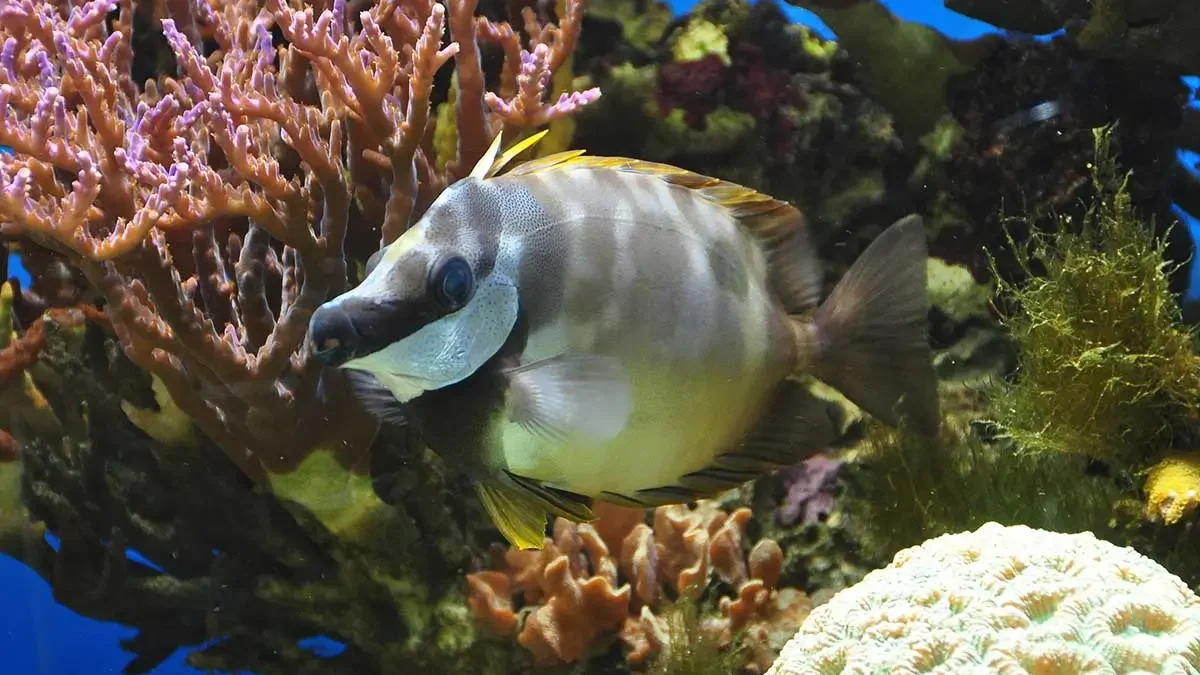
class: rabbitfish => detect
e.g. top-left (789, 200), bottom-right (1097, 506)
top-left (308, 131), bottom-right (940, 549)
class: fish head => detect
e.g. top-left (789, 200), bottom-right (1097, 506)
top-left (308, 181), bottom-right (520, 402)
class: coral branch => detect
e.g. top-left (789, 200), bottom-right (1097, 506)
top-left (0, 0), bottom-right (597, 485)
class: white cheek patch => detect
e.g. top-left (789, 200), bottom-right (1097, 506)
top-left (343, 276), bottom-right (521, 397)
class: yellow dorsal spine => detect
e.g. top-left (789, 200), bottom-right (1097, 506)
top-left (469, 129), bottom-right (555, 181)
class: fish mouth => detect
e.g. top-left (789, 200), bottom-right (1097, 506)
top-left (310, 303), bottom-right (362, 367)
top-left (308, 297), bottom-right (428, 368)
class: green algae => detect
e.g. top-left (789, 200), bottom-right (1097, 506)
top-left (987, 125), bottom-right (1200, 468)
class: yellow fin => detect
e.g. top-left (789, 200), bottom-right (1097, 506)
top-left (488, 130), bottom-right (551, 178)
top-left (506, 152), bottom-right (823, 312)
top-left (474, 472), bottom-right (595, 550)
top-left (470, 129), bottom-right (556, 181)
top-left (468, 131), bottom-right (505, 180)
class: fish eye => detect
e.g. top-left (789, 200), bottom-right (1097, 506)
top-left (430, 255), bottom-right (474, 311)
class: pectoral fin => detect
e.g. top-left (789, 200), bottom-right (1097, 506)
top-left (504, 353), bottom-right (632, 443)
top-left (343, 370), bottom-right (409, 427)
top-left (476, 471), bottom-right (596, 550)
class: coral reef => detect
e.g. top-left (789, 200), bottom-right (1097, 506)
top-left (765, 522), bottom-right (1200, 675)
top-left (931, 35), bottom-right (1193, 291)
top-left (574, 0), bottom-right (1197, 299)
top-left (0, 0), bottom-right (596, 501)
top-left (465, 501), bottom-right (812, 674)
top-left (0, 0), bottom-right (598, 671)
top-left (817, 127), bottom-right (1200, 572)
top-left (2, 283), bottom-right (528, 675)
top-left (4, 0), bottom-right (1200, 672)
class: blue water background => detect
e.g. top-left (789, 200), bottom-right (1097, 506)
top-left (1, 1), bottom-right (1198, 673)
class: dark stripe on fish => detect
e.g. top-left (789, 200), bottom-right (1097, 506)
top-left (633, 485), bottom-right (704, 506)
top-left (600, 491), bottom-right (655, 508)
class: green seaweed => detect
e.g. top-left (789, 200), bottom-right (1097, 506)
top-left (839, 410), bottom-right (1125, 563)
top-left (647, 598), bottom-right (745, 675)
top-left (986, 125), bottom-right (1200, 468)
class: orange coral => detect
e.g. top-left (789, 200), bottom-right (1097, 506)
top-left (465, 500), bottom-right (811, 672)
top-left (620, 523), bottom-right (659, 607)
top-left (619, 605), bottom-right (669, 667)
top-left (464, 571), bottom-right (517, 636)
top-left (518, 556), bottom-right (631, 665)
top-left (467, 517), bottom-right (631, 666)
top-left (716, 539), bottom-right (812, 674)
top-left (593, 500), bottom-right (648, 554)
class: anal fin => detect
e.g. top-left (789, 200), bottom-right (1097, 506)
top-left (476, 471), bottom-right (596, 550)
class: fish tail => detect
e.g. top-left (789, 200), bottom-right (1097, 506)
top-left (800, 214), bottom-right (941, 435)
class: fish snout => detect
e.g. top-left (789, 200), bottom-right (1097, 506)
top-left (310, 303), bottom-right (361, 368)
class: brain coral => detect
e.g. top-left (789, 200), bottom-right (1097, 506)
top-left (766, 522), bottom-right (1200, 675)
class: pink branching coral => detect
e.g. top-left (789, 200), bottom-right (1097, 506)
top-left (466, 500), bottom-right (812, 673)
top-left (0, 0), bottom-right (598, 485)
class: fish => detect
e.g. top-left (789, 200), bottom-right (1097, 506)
top-left (307, 131), bottom-right (940, 550)
top-left (990, 99), bottom-right (1063, 137)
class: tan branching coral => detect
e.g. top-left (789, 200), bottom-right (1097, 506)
top-left (466, 500), bottom-right (811, 673)
top-left (0, 0), bottom-right (598, 538)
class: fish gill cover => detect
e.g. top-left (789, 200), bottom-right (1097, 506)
top-left (4, 0), bottom-right (1200, 674)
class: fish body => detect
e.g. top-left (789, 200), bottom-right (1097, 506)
top-left (309, 133), bottom-right (939, 549)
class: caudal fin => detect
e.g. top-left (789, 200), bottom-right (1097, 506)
top-left (807, 215), bottom-right (940, 435)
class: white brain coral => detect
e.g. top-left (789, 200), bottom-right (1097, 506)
top-left (766, 522), bottom-right (1200, 675)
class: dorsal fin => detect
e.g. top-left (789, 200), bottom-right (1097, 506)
top-left (504, 152), bottom-right (824, 313)
top-left (469, 131), bottom-right (506, 180)
top-left (470, 129), bottom-right (555, 181)
top-left (488, 130), bottom-right (551, 178)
